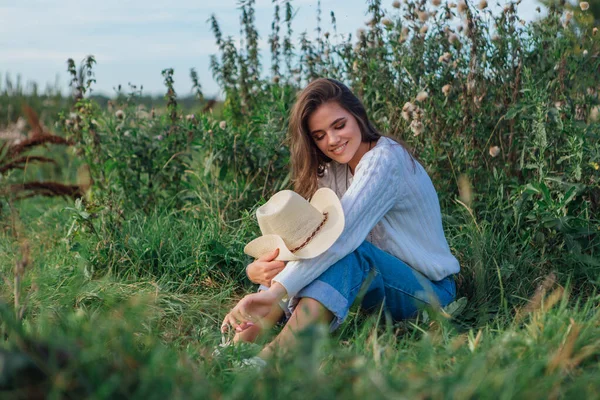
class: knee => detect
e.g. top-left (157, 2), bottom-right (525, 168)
top-left (295, 297), bottom-right (333, 324)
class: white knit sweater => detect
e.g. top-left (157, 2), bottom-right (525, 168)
top-left (272, 136), bottom-right (460, 299)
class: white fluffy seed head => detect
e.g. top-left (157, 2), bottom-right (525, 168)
top-left (442, 84), bottom-right (452, 96)
top-left (489, 146), bottom-right (500, 157)
top-left (219, 120), bottom-right (227, 129)
top-left (580, 2), bottom-right (590, 11)
top-left (416, 91), bottom-right (429, 102)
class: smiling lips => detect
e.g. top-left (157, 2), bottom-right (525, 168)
top-left (331, 141), bottom-right (348, 155)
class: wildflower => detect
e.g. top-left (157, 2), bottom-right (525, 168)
top-left (186, 114), bottom-right (196, 122)
top-left (324, 31), bottom-right (330, 39)
top-left (123, 131), bottom-right (131, 137)
top-left (208, 129), bottom-right (213, 135)
top-left (416, 91), bottom-right (429, 102)
top-left (115, 110), bottom-right (125, 120)
top-left (410, 120), bottom-right (424, 136)
top-left (458, 1), bottom-right (468, 14)
top-left (503, 4), bottom-right (511, 13)
top-left (593, 27), bottom-right (598, 36)
top-left (366, 18), bottom-right (376, 27)
top-left (420, 25), bottom-right (429, 34)
top-left (439, 52), bottom-right (452, 63)
top-left (489, 146), bottom-right (500, 157)
top-left (402, 111), bottom-right (411, 121)
top-left (478, 0), bottom-right (487, 10)
top-left (382, 18), bottom-right (393, 27)
top-left (65, 119), bottom-right (74, 127)
top-left (580, 2), bottom-right (589, 11)
top-left (583, 50), bottom-right (588, 56)
top-left (448, 33), bottom-right (459, 44)
top-left (392, 0), bottom-right (401, 8)
top-left (449, 2), bottom-right (457, 8)
top-left (432, 0), bottom-right (442, 6)
top-left (357, 28), bottom-right (366, 38)
top-left (219, 121), bottom-right (227, 129)
top-left (442, 84), bottom-right (452, 96)
top-left (155, 135), bottom-right (163, 141)
top-left (554, 101), bottom-right (563, 111)
top-left (418, 11), bottom-right (429, 22)
top-left (272, 75), bottom-right (281, 84)
top-left (403, 101), bottom-right (416, 113)
top-left (564, 11), bottom-right (573, 27)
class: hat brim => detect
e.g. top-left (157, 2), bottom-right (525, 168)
top-left (244, 188), bottom-right (345, 261)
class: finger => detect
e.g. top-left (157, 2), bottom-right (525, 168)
top-left (265, 260), bottom-right (286, 270)
top-left (221, 314), bottom-right (234, 333)
top-left (226, 313), bottom-right (241, 331)
top-left (261, 248), bottom-right (279, 262)
top-left (236, 321), bottom-right (255, 332)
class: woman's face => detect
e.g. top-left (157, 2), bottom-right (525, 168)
top-left (307, 101), bottom-right (364, 167)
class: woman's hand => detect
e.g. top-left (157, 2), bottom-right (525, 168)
top-left (246, 248), bottom-right (287, 287)
top-left (221, 284), bottom-right (287, 333)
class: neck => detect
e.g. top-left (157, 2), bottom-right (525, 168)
top-left (348, 140), bottom-right (374, 174)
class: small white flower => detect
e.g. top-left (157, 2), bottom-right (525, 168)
top-left (155, 134), bottom-right (163, 141)
top-left (186, 114), bottom-right (196, 121)
top-left (115, 110), bottom-right (125, 120)
top-left (416, 91), bottom-right (429, 102)
top-left (489, 146), bottom-right (500, 157)
top-left (583, 49), bottom-right (589, 56)
top-left (219, 120), bottom-right (227, 129)
top-left (580, 2), bottom-right (590, 11)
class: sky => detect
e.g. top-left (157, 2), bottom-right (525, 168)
top-left (0, 0), bottom-right (542, 99)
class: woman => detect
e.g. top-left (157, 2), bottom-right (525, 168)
top-left (221, 78), bottom-right (460, 361)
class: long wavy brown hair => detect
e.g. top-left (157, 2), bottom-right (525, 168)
top-left (288, 78), bottom-right (410, 200)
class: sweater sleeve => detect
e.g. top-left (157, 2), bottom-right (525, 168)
top-left (272, 147), bottom-right (400, 299)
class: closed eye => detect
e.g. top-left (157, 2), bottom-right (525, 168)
top-left (313, 123), bottom-right (345, 141)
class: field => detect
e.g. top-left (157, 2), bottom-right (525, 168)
top-left (1, 0), bottom-right (600, 398)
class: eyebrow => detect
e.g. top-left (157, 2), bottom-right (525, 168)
top-left (310, 117), bottom-right (346, 135)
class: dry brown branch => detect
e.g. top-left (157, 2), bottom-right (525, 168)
top-left (5, 181), bottom-right (84, 199)
top-left (7, 134), bottom-right (72, 158)
top-left (0, 155), bottom-right (56, 174)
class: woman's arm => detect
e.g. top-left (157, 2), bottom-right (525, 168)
top-left (271, 147), bottom-right (401, 299)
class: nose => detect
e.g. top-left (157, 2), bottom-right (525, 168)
top-left (327, 130), bottom-right (341, 147)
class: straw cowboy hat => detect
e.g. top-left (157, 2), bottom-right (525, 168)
top-left (244, 188), bottom-right (345, 261)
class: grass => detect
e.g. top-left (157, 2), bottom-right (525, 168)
top-left (1, 190), bottom-right (599, 399)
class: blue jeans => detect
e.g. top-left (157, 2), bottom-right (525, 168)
top-left (285, 240), bottom-right (457, 331)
